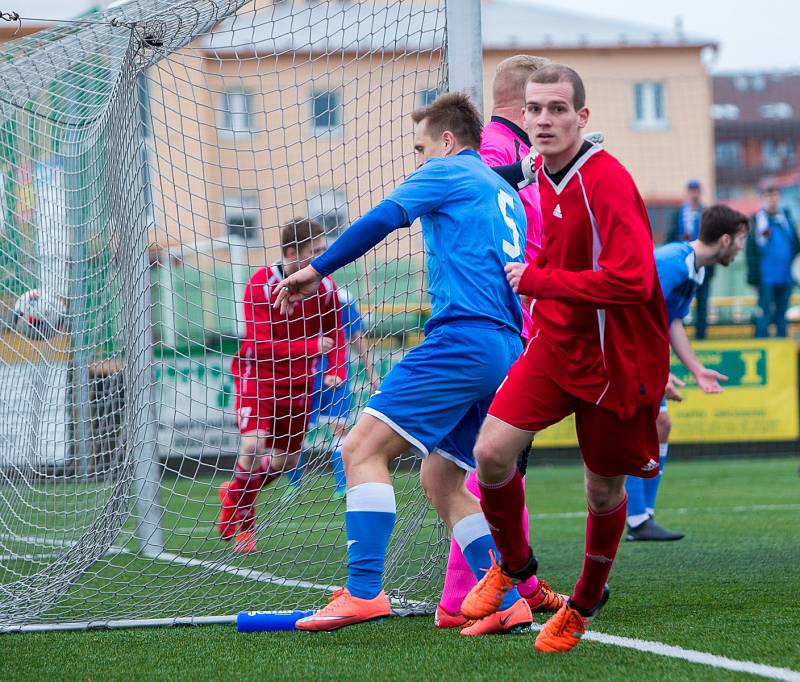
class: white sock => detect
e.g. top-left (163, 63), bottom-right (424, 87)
top-left (627, 512), bottom-right (650, 529)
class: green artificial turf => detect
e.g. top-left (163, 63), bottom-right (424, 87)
top-left (1, 457), bottom-right (798, 681)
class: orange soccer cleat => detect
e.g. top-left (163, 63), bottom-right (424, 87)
top-left (217, 481), bottom-right (239, 541)
top-left (525, 579), bottom-right (568, 614)
top-left (460, 550), bottom-right (518, 620)
top-left (460, 597), bottom-right (532, 636)
top-left (535, 587), bottom-right (610, 653)
top-left (295, 588), bottom-right (392, 632)
top-left (233, 530), bottom-right (257, 554)
top-left (434, 604), bottom-right (470, 629)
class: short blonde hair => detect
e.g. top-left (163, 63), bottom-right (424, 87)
top-left (493, 55), bottom-right (551, 106)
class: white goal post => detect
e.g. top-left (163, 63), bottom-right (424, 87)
top-left (0, 0), bottom-right (483, 631)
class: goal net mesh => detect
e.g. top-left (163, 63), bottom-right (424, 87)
top-left (0, 0), bottom-right (448, 628)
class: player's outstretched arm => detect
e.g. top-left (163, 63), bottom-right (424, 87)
top-left (669, 318), bottom-right (728, 394)
top-left (274, 200), bottom-right (407, 314)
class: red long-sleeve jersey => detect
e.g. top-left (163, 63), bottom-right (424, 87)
top-left (231, 263), bottom-right (347, 399)
top-left (519, 146), bottom-right (669, 419)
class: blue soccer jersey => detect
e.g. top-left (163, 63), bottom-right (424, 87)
top-left (656, 241), bottom-right (705, 323)
top-left (386, 150), bottom-right (526, 335)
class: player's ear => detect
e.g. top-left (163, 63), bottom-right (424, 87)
top-left (284, 246), bottom-right (297, 261)
top-left (577, 106), bottom-right (589, 129)
top-left (442, 130), bottom-right (455, 154)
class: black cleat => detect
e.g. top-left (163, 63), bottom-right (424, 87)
top-left (626, 516), bottom-right (685, 542)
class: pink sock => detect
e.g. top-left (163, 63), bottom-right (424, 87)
top-left (439, 536), bottom-right (475, 613)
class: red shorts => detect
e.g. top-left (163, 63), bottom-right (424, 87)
top-left (233, 375), bottom-right (309, 455)
top-left (488, 338), bottom-right (660, 478)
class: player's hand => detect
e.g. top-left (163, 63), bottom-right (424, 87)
top-left (323, 374), bottom-right (344, 389)
top-left (317, 336), bottom-right (334, 355)
top-left (505, 262), bottom-right (528, 293)
top-left (273, 265), bottom-right (323, 315)
top-left (664, 373), bottom-right (685, 402)
top-left (693, 366), bottom-right (728, 394)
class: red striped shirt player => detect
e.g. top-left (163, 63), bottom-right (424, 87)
top-left (217, 218), bottom-right (346, 553)
top-left (461, 64), bottom-right (669, 653)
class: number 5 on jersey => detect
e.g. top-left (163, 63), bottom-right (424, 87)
top-left (497, 189), bottom-right (521, 260)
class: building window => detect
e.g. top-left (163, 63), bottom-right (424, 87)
top-left (761, 140), bottom-right (796, 172)
top-left (221, 90), bottom-right (254, 134)
top-left (715, 141), bottom-right (742, 168)
top-left (711, 103), bottom-right (740, 120)
top-left (633, 81), bottom-right (667, 129)
top-left (419, 88), bottom-right (439, 107)
top-left (308, 188), bottom-right (348, 234)
top-left (760, 102), bottom-right (793, 120)
top-left (312, 91), bottom-right (341, 131)
top-left (225, 191), bottom-right (260, 243)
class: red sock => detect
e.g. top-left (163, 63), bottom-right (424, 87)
top-left (571, 496), bottom-right (627, 612)
top-left (233, 457), bottom-right (280, 531)
top-left (477, 468), bottom-right (530, 572)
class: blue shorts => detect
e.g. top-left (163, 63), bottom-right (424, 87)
top-left (364, 323), bottom-right (522, 471)
top-left (309, 376), bottom-right (353, 425)
top-left (660, 397), bottom-right (668, 412)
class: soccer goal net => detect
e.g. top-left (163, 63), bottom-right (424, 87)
top-left (0, 0), bottom-right (471, 631)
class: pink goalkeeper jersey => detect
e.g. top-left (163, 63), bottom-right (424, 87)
top-left (479, 117), bottom-right (543, 339)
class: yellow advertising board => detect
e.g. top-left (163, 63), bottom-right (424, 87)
top-left (534, 339), bottom-right (799, 447)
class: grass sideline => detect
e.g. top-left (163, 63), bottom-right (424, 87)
top-left (1, 457), bottom-right (799, 681)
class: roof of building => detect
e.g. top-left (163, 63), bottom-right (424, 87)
top-left (713, 71), bottom-right (800, 123)
top-left (203, 0), bottom-right (716, 55)
top-left (482, 0), bottom-right (717, 51)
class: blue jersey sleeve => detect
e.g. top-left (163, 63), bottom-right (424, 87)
top-left (385, 158), bottom-right (450, 222)
top-left (311, 200), bottom-right (407, 276)
top-left (655, 247), bottom-right (691, 322)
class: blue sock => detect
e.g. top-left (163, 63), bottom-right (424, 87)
top-left (452, 513), bottom-right (521, 610)
top-left (331, 448), bottom-right (346, 492)
top-left (625, 475), bottom-right (649, 526)
top-left (643, 444), bottom-right (669, 514)
top-left (345, 482), bottom-right (396, 599)
top-left (286, 452), bottom-right (304, 488)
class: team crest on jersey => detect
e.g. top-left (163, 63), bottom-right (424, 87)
top-left (552, 204), bottom-right (562, 218)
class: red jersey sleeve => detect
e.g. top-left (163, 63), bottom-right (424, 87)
top-left (321, 281), bottom-right (347, 382)
top-left (519, 168), bottom-right (655, 306)
top-left (241, 272), bottom-right (322, 360)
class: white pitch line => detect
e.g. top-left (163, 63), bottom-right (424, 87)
top-left (531, 503), bottom-right (800, 520)
top-left (528, 624), bottom-right (800, 682)
top-left (0, 552), bottom-right (62, 562)
top-left (161, 502), bottom-right (800, 534)
top-left (153, 550), bottom-right (341, 593)
top-left (2, 532), bottom-right (798, 679)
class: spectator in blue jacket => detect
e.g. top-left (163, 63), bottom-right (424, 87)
top-left (746, 185), bottom-right (800, 338)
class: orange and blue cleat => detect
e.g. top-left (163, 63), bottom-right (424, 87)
top-left (296, 588), bottom-right (392, 632)
top-left (460, 597), bottom-right (532, 636)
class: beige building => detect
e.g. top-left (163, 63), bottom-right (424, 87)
top-left (144, 0), bottom-right (718, 255)
top-left (1, 1), bottom-right (719, 341)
